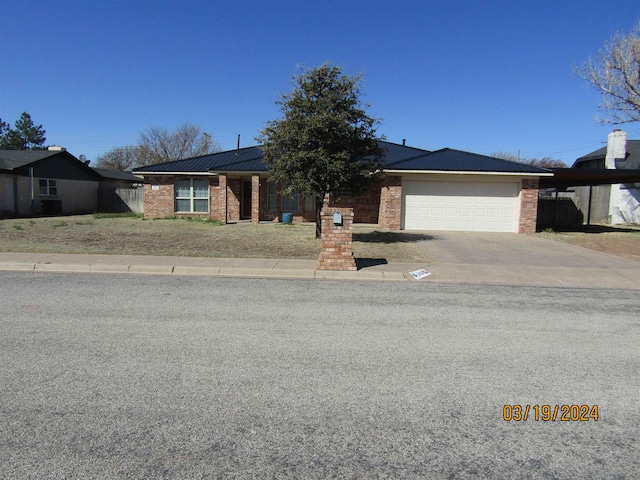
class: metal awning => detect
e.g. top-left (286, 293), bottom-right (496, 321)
top-left (539, 168), bottom-right (640, 189)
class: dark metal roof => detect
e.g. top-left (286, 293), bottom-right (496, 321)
top-left (132, 146), bottom-right (267, 173)
top-left (132, 141), bottom-right (549, 175)
top-left (92, 167), bottom-right (143, 182)
top-left (0, 149), bottom-right (60, 170)
top-left (384, 148), bottom-right (551, 174)
top-left (573, 140), bottom-right (640, 169)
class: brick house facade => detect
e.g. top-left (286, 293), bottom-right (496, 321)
top-left (134, 141), bottom-right (550, 233)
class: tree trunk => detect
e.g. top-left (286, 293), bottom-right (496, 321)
top-left (315, 204), bottom-right (322, 239)
top-left (315, 193), bottom-right (328, 239)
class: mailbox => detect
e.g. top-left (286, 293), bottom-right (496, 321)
top-left (332, 212), bottom-right (343, 225)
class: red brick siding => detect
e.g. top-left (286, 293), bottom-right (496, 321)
top-left (143, 175), bottom-right (222, 221)
top-left (331, 182), bottom-right (381, 224)
top-left (519, 178), bottom-right (539, 233)
top-left (378, 176), bottom-right (402, 230)
top-left (226, 178), bottom-right (241, 222)
top-left (143, 176), bottom-right (175, 219)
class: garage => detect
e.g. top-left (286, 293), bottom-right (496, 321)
top-left (403, 180), bottom-right (519, 232)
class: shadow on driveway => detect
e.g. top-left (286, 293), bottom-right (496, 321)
top-left (353, 231), bottom-right (436, 244)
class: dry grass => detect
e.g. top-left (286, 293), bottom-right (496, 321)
top-left (535, 227), bottom-right (640, 262)
top-left (0, 214), bottom-right (429, 262)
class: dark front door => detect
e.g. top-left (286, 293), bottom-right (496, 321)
top-left (242, 181), bottom-right (252, 219)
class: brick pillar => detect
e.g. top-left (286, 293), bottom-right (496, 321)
top-left (251, 174), bottom-right (260, 224)
top-left (519, 178), bottom-right (539, 233)
top-left (378, 175), bottom-right (402, 230)
top-left (316, 207), bottom-right (357, 271)
top-left (218, 174), bottom-right (227, 224)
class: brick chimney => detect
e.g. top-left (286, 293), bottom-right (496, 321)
top-left (605, 129), bottom-right (627, 169)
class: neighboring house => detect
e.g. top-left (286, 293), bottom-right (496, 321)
top-left (0, 147), bottom-right (142, 217)
top-left (0, 147), bottom-right (102, 216)
top-left (571, 130), bottom-right (640, 225)
top-left (133, 140), bottom-right (550, 233)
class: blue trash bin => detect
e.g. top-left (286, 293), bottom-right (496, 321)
top-left (281, 213), bottom-right (293, 224)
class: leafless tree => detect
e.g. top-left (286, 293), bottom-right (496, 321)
top-left (492, 151), bottom-right (566, 168)
top-left (94, 123), bottom-right (222, 170)
top-left (575, 22), bottom-right (640, 124)
top-left (138, 122), bottom-right (221, 165)
top-left (94, 146), bottom-right (141, 171)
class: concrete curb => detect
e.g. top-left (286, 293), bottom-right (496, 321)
top-left (2, 256), bottom-right (640, 289)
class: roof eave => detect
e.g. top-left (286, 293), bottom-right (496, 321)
top-left (133, 171), bottom-right (215, 176)
top-left (384, 169), bottom-right (552, 176)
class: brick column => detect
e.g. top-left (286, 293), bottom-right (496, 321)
top-left (378, 175), bottom-right (402, 230)
top-left (251, 174), bottom-right (260, 224)
top-left (519, 178), bottom-right (539, 233)
top-left (218, 174), bottom-right (227, 224)
top-left (316, 207), bottom-right (357, 271)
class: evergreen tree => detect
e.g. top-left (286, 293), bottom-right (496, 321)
top-left (258, 63), bottom-right (384, 237)
top-left (0, 112), bottom-right (47, 150)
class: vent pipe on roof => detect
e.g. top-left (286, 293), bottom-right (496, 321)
top-left (402, 139), bottom-right (406, 146)
top-left (237, 134), bottom-right (241, 150)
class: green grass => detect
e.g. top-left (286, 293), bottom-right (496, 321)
top-left (53, 221), bottom-right (68, 228)
top-left (12, 223), bottom-right (23, 230)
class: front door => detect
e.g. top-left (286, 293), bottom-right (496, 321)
top-left (241, 180), bottom-right (252, 219)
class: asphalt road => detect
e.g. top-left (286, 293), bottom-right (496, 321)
top-left (1, 272), bottom-right (638, 479)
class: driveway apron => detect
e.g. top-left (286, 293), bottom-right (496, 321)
top-left (412, 231), bottom-right (637, 268)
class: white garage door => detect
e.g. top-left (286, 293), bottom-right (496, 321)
top-left (403, 181), bottom-right (519, 232)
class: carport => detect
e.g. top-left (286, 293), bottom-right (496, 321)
top-left (539, 169), bottom-right (640, 226)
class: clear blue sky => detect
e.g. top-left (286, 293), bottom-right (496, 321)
top-left (2, 0), bottom-right (639, 165)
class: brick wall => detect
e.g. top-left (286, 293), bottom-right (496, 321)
top-left (226, 178), bottom-right (241, 222)
top-left (331, 181), bottom-right (381, 224)
top-left (316, 207), bottom-right (357, 271)
top-left (144, 176), bottom-right (175, 219)
top-left (519, 178), bottom-right (539, 233)
top-left (144, 175), bottom-right (223, 221)
top-left (378, 175), bottom-right (402, 230)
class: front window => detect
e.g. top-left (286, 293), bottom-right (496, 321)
top-left (267, 181), bottom-right (277, 211)
top-left (282, 190), bottom-right (299, 212)
top-left (39, 179), bottom-right (57, 196)
top-left (175, 178), bottom-right (209, 213)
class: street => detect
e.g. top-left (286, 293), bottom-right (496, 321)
top-left (1, 271), bottom-right (638, 479)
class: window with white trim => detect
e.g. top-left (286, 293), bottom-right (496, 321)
top-left (39, 179), bottom-right (57, 196)
top-left (175, 178), bottom-right (209, 213)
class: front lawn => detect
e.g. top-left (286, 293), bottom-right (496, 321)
top-left (0, 214), bottom-right (429, 262)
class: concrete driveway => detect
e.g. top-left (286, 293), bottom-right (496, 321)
top-left (412, 231), bottom-right (636, 267)
top-left (407, 231), bottom-right (640, 289)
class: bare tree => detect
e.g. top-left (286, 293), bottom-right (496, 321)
top-left (575, 22), bottom-right (640, 124)
top-left (138, 122), bottom-right (221, 165)
top-left (94, 146), bottom-right (141, 171)
top-left (492, 151), bottom-right (566, 168)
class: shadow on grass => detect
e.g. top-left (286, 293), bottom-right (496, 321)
top-left (353, 231), bottom-right (436, 243)
top-left (355, 258), bottom-right (388, 269)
